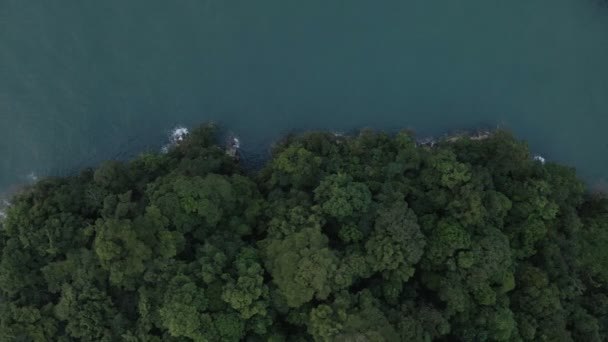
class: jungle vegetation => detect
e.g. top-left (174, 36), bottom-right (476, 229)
top-left (1, 124), bottom-right (607, 341)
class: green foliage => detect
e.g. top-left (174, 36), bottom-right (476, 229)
top-left (1, 124), bottom-right (607, 341)
top-left (365, 201), bottom-right (425, 276)
top-left (268, 144), bottom-right (322, 188)
top-left (314, 173), bottom-right (372, 220)
top-left (94, 218), bottom-right (152, 287)
top-left (262, 226), bottom-right (338, 308)
top-left (221, 248), bottom-right (270, 319)
top-left (159, 275), bottom-right (208, 340)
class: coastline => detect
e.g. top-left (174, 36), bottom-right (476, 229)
top-left (0, 125), bottom-right (590, 215)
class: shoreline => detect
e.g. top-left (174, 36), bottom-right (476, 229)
top-left (1, 125), bottom-right (599, 212)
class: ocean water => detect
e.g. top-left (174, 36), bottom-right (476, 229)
top-left (1, 0), bottom-right (608, 192)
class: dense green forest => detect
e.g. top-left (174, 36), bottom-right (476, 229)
top-left (1, 125), bottom-right (607, 341)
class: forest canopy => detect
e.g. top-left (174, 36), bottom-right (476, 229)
top-left (1, 124), bottom-right (607, 341)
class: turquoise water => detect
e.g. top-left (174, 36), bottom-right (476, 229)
top-left (1, 0), bottom-right (608, 190)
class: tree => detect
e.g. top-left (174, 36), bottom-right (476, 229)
top-left (268, 144), bottom-right (322, 188)
top-left (365, 201), bottom-right (425, 276)
top-left (314, 174), bottom-right (372, 221)
top-left (93, 218), bottom-right (152, 287)
top-left (159, 275), bottom-right (208, 340)
top-left (262, 226), bottom-right (338, 308)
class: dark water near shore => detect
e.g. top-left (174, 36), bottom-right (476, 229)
top-left (1, 0), bottom-right (608, 191)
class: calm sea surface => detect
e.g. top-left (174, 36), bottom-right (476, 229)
top-left (1, 0), bottom-right (608, 190)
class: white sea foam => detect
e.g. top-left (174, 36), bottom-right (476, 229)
top-left (27, 172), bottom-right (38, 182)
top-left (170, 127), bottom-right (189, 144)
top-left (161, 126), bottom-right (189, 153)
top-left (232, 137), bottom-right (241, 149)
top-left (0, 199), bottom-right (10, 220)
top-left (533, 155), bottom-right (546, 164)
